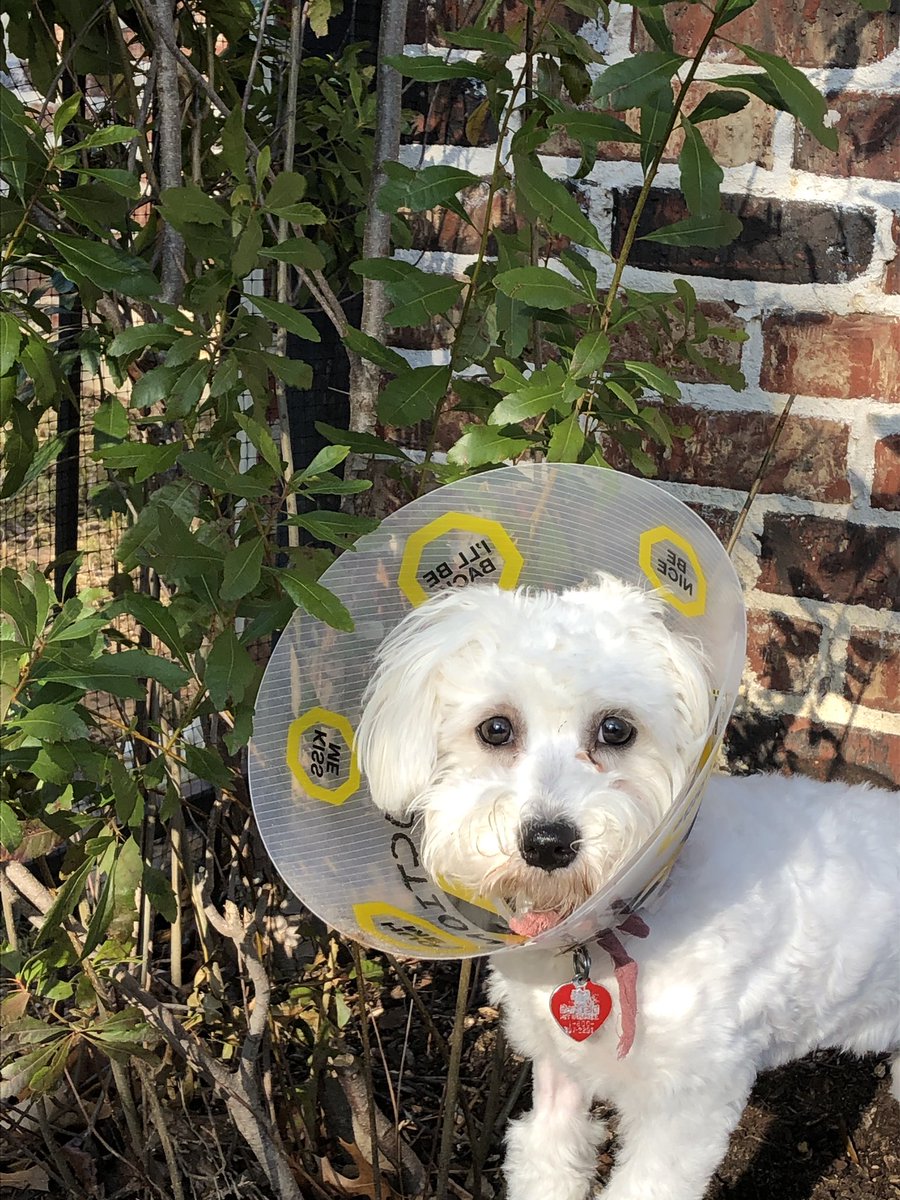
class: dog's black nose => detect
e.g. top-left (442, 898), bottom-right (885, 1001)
top-left (519, 820), bottom-right (580, 871)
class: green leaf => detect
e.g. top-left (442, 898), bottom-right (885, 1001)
top-left (737, 46), bottom-right (838, 149)
top-left (513, 155), bottom-right (605, 252)
top-left (287, 510), bottom-right (380, 546)
top-left (0, 567), bottom-right (37, 647)
top-left (547, 413), bottom-right (586, 463)
top-left (440, 28), bottom-right (518, 55)
top-left (255, 351), bottom-right (313, 390)
top-left (204, 629), bottom-right (256, 710)
top-left (447, 425), bottom-right (532, 468)
top-left (265, 201), bottom-right (326, 225)
top-left (714, 71), bottom-right (787, 112)
top-left (245, 295), bottom-right (321, 342)
top-left (679, 119), bottom-right (723, 218)
top-left (142, 865), bottom-right (177, 922)
top-left (494, 266), bottom-right (586, 310)
top-left (377, 162), bottom-right (481, 213)
top-left (109, 760), bottom-right (141, 826)
top-left (232, 212), bottom-right (263, 277)
top-left (260, 238), bottom-right (326, 270)
top-left (183, 743), bottom-right (234, 789)
top-left (638, 5), bottom-right (674, 53)
top-left (52, 95), bottom-right (82, 144)
top-left (234, 412), bottom-right (282, 473)
top-left (94, 397), bottom-right (129, 440)
top-left (159, 183), bottom-right (226, 226)
top-left (156, 509), bottom-right (223, 581)
top-left (109, 593), bottom-right (189, 666)
top-left (688, 91), bottom-right (750, 124)
top-left (73, 124), bottom-right (140, 150)
top-left (352, 257), bottom-right (420, 283)
top-left (297, 445), bottom-right (350, 479)
top-left (624, 360), bottom-right (681, 399)
top-left (716, 0), bottom-right (758, 24)
top-left (378, 364), bottom-right (450, 425)
top-left (10, 704), bottom-right (89, 742)
top-left (489, 362), bottom-right (580, 425)
top-left (569, 331), bottom-right (611, 379)
top-left (20, 337), bottom-right (59, 405)
top-left (342, 327), bottom-right (410, 374)
top-left (221, 538), bottom-right (265, 603)
top-left (385, 274), bottom-right (463, 328)
top-left (179, 448), bottom-right (271, 498)
top-left (76, 167), bottom-right (142, 198)
top-left (129, 366), bottom-right (180, 411)
top-left (0, 313), bottom-right (22, 377)
top-left (34, 857), bottom-right (95, 947)
top-left (45, 233), bottom-right (159, 299)
top-left (0, 800), bottom-right (22, 852)
top-left (591, 51), bottom-right (685, 111)
top-left (639, 211), bottom-right (743, 247)
top-left (383, 54), bottom-right (492, 83)
top-left (314, 421), bottom-right (410, 459)
top-left (264, 171), bottom-right (306, 210)
top-left (280, 570), bottom-right (355, 632)
top-left (550, 110), bottom-right (641, 147)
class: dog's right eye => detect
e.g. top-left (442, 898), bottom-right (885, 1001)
top-left (477, 715), bottom-right (514, 746)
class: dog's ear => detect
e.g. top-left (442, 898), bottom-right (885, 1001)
top-left (356, 595), bottom-right (467, 820)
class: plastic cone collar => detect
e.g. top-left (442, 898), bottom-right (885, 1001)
top-left (249, 464), bottom-right (746, 959)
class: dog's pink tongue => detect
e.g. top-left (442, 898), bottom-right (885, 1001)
top-left (508, 910), bottom-right (561, 937)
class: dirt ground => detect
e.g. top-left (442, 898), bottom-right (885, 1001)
top-left (366, 962), bottom-right (900, 1200)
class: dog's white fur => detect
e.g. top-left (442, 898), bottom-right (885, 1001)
top-left (357, 578), bottom-right (900, 1200)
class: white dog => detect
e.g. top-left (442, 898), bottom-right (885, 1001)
top-left (356, 577), bottom-right (900, 1200)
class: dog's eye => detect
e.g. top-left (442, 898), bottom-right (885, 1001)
top-left (478, 715), bottom-right (514, 746)
top-left (596, 716), bottom-right (635, 747)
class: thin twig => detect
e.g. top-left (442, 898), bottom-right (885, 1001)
top-left (436, 959), bottom-right (473, 1200)
top-left (352, 942), bottom-right (383, 1200)
top-left (726, 394), bottom-right (796, 556)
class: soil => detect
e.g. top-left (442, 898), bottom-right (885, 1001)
top-left (365, 961), bottom-right (900, 1200)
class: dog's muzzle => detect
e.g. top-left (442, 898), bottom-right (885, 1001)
top-left (519, 820), bottom-right (580, 871)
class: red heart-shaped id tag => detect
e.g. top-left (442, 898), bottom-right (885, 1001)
top-left (550, 979), bottom-right (613, 1042)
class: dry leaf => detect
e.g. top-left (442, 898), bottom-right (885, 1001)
top-left (0, 1165), bottom-right (51, 1192)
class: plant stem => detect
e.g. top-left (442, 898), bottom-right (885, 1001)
top-left (599, 1), bottom-right (729, 334)
top-left (351, 942), bottom-right (383, 1200)
top-left (436, 958), bottom-right (473, 1200)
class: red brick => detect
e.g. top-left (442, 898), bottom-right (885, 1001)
top-left (408, 1), bottom-right (582, 44)
top-left (684, 502), bottom-right (735, 547)
top-left (746, 612), bottom-right (824, 692)
top-left (612, 189), bottom-right (876, 285)
top-left (546, 84), bottom-right (775, 169)
top-left (405, 183), bottom-right (509, 254)
top-left (633, 2), bottom-right (900, 69)
top-left (760, 314), bottom-right (900, 403)
top-left (844, 629), bottom-right (900, 716)
top-left (607, 301), bottom-right (745, 385)
top-left (794, 92), bottom-right (900, 180)
top-left (406, 81), bottom-right (499, 149)
top-left (757, 514), bottom-right (900, 610)
top-left (872, 434), bottom-right (900, 510)
top-left (725, 710), bottom-right (899, 790)
top-left (605, 407), bottom-right (851, 502)
top-left (885, 214), bottom-right (900, 296)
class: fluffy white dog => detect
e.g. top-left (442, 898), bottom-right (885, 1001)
top-left (356, 577), bottom-right (900, 1200)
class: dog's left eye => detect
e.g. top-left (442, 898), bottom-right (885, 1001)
top-left (596, 716), bottom-right (635, 747)
top-left (478, 715), bottom-right (514, 746)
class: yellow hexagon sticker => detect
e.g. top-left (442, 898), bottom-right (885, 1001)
top-left (353, 901), bottom-right (482, 955)
top-left (286, 706), bottom-right (360, 805)
top-left (397, 512), bottom-right (524, 608)
top-left (639, 525), bottom-right (707, 617)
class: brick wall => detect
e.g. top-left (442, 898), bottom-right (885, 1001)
top-left (395, 1), bottom-right (899, 789)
